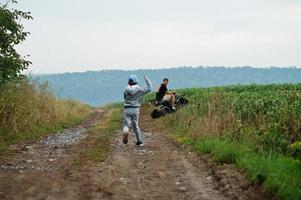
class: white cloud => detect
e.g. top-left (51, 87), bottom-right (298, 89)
top-left (17, 0), bottom-right (301, 73)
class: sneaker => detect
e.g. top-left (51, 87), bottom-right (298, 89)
top-left (123, 133), bottom-right (129, 144)
top-left (136, 141), bottom-right (144, 147)
top-left (172, 106), bottom-right (177, 110)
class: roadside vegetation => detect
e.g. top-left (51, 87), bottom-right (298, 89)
top-left (0, 79), bottom-right (92, 154)
top-left (145, 83), bottom-right (301, 200)
top-left (0, 2), bottom-right (93, 154)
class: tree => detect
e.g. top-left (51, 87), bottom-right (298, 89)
top-left (0, 0), bottom-right (32, 85)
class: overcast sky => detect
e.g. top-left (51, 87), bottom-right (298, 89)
top-left (12, 0), bottom-right (301, 74)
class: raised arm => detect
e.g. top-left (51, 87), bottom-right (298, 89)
top-left (139, 76), bottom-right (152, 96)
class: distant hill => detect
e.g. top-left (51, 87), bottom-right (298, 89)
top-left (36, 66), bottom-right (301, 106)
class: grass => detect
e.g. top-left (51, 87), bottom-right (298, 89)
top-left (84, 104), bottom-right (122, 162)
top-left (143, 82), bottom-right (301, 200)
top-left (144, 83), bottom-right (301, 156)
top-left (0, 79), bottom-right (92, 155)
top-left (173, 134), bottom-right (301, 200)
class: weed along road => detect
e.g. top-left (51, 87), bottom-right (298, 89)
top-left (0, 107), bottom-right (270, 200)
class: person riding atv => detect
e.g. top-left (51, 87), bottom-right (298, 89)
top-left (156, 78), bottom-right (176, 110)
top-left (151, 78), bottom-right (189, 119)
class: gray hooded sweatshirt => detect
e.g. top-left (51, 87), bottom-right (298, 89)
top-left (123, 76), bottom-right (152, 107)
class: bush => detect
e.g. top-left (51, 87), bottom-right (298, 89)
top-left (0, 1), bottom-right (33, 84)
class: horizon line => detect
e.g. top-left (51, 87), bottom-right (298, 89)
top-left (26, 65), bottom-right (301, 76)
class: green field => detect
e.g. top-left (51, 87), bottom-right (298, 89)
top-left (146, 83), bottom-right (301, 200)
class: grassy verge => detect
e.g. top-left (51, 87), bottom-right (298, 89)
top-left (171, 125), bottom-right (301, 200)
top-left (84, 104), bottom-right (122, 162)
top-left (0, 80), bottom-right (92, 155)
top-left (160, 118), bottom-right (301, 200)
top-left (174, 134), bottom-right (301, 198)
top-left (161, 129), bottom-right (301, 200)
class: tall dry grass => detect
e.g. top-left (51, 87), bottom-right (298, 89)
top-left (0, 79), bottom-right (92, 151)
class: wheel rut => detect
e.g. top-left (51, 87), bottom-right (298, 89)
top-left (0, 108), bottom-right (244, 200)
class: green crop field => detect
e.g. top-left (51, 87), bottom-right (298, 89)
top-left (174, 83), bottom-right (301, 155)
top-left (145, 83), bottom-right (301, 200)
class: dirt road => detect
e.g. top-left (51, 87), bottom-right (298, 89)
top-left (0, 108), bottom-right (268, 200)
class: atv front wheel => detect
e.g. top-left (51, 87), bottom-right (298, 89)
top-left (151, 109), bottom-right (164, 119)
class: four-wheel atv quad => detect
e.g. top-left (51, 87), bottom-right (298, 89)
top-left (150, 93), bottom-right (188, 119)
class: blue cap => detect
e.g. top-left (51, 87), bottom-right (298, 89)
top-left (128, 74), bottom-right (138, 84)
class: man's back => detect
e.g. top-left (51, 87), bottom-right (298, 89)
top-left (124, 76), bottom-right (152, 107)
top-left (122, 75), bottom-right (152, 147)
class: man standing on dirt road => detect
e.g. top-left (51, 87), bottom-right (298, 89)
top-left (123, 75), bottom-right (152, 147)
